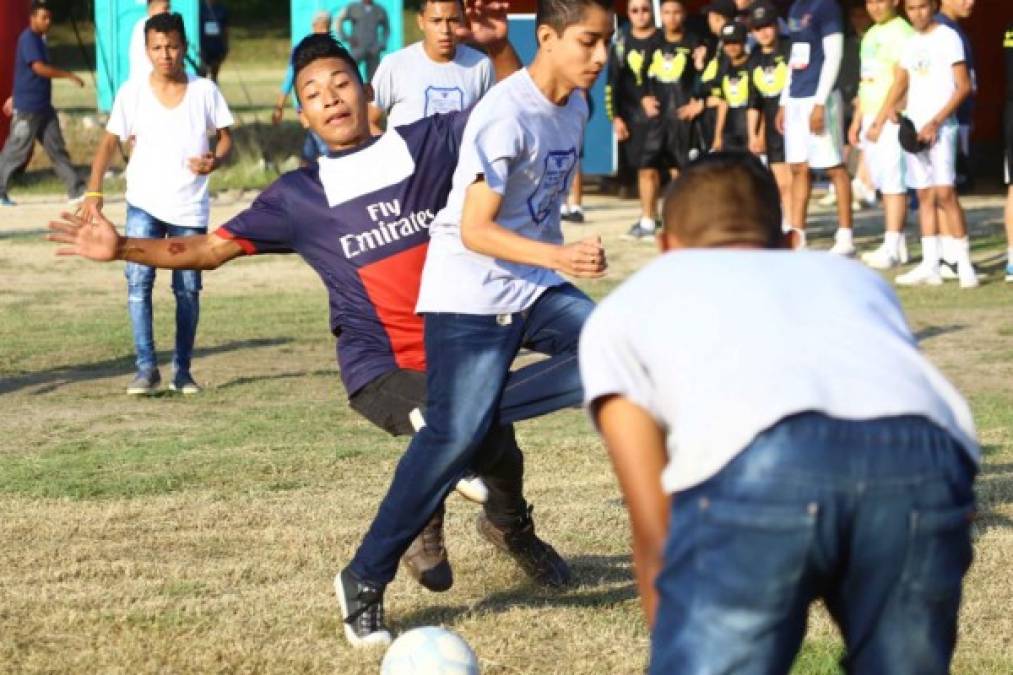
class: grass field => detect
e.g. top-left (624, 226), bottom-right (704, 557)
top-left (1, 191), bottom-right (1011, 673)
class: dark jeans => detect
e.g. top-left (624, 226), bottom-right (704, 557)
top-left (349, 368), bottom-right (526, 527)
top-left (349, 283), bottom-right (593, 585)
top-left (0, 109), bottom-right (83, 196)
top-left (124, 204), bottom-right (205, 374)
top-left (650, 413), bottom-right (976, 675)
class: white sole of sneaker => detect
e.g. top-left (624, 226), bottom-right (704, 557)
top-left (333, 573), bottom-right (391, 649)
top-left (169, 384), bottom-right (201, 395)
top-left (125, 388), bottom-right (157, 396)
top-left (455, 476), bottom-right (489, 504)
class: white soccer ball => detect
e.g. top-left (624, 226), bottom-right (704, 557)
top-left (380, 626), bottom-right (480, 675)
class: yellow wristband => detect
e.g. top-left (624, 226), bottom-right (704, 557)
top-left (84, 191), bottom-right (103, 198)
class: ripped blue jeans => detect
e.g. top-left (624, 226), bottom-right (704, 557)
top-left (124, 204), bottom-right (206, 375)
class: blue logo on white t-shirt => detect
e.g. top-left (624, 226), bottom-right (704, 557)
top-left (528, 148), bottom-right (577, 225)
top-left (423, 86), bottom-right (465, 116)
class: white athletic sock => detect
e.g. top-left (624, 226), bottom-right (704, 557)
top-left (791, 228), bottom-right (807, 249)
top-left (639, 217), bottom-right (657, 231)
top-left (920, 236), bottom-right (941, 272)
top-left (953, 236), bottom-right (973, 269)
top-left (940, 235), bottom-right (957, 264)
top-left (1007, 247), bottom-right (1013, 262)
top-left (835, 228), bottom-right (853, 245)
top-left (782, 219), bottom-right (792, 233)
top-left (884, 230), bottom-right (901, 257)
top-left (560, 203), bottom-right (570, 215)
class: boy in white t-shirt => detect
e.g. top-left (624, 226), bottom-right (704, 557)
top-left (83, 12), bottom-right (234, 395)
top-left (368, 0), bottom-right (495, 130)
top-left (875, 0), bottom-right (974, 287)
top-left (339, 0), bottom-right (613, 647)
top-left (581, 152), bottom-right (977, 674)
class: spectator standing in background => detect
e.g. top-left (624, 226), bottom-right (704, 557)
top-left (199, 0), bottom-right (230, 82)
top-left (336, 0), bottom-right (390, 81)
top-left (607, 0), bottom-right (664, 240)
top-left (710, 22), bottom-right (751, 153)
top-left (130, 0), bottom-right (171, 80)
top-left (369, 0), bottom-right (494, 131)
top-left (1002, 21), bottom-right (1012, 282)
top-left (0, 0), bottom-right (85, 207)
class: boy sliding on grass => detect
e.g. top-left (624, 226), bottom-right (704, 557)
top-left (48, 0), bottom-right (574, 632)
top-left (338, 0), bottom-right (612, 647)
top-left (876, 0), bottom-right (975, 288)
top-left (581, 152), bottom-right (978, 674)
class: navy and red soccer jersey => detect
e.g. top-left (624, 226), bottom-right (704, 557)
top-left (216, 112), bottom-right (466, 397)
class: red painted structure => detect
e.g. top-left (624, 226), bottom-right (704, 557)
top-left (0, 1), bottom-right (31, 147)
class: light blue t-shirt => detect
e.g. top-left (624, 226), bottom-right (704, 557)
top-left (417, 68), bottom-right (588, 315)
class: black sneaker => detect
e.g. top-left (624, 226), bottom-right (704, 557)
top-left (334, 567), bottom-right (391, 648)
top-left (401, 506), bottom-right (454, 592)
top-left (126, 369), bottom-right (161, 396)
top-left (476, 505), bottom-right (572, 588)
top-left (561, 209), bottom-right (585, 223)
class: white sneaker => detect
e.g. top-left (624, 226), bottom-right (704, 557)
top-left (861, 244), bottom-right (901, 270)
top-left (829, 238), bottom-right (856, 257)
top-left (939, 261), bottom-right (959, 280)
top-left (957, 263), bottom-right (980, 289)
top-left (896, 264), bottom-right (943, 287)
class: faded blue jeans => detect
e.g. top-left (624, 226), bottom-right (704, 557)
top-left (349, 283), bottom-right (594, 585)
top-left (650, 412), bottom-right (977, 675)
top-left (124, 204), bottom-right (206, 375)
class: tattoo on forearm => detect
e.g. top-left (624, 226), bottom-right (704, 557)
top-left (168, 242), bottom-right (186, 255)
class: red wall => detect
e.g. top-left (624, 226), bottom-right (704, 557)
top-left (1, 1), bottom-right (31, 147)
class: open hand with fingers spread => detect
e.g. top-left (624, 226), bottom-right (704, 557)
top-left (48, 210), bottom-right (122, 261)
top-left (554, 235), bottom-right (607, 278)
top-left (456, 0), bottom-right (510, 49)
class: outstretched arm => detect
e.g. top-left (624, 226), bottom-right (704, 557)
top-left (48, 211), bottom-right (244, 270)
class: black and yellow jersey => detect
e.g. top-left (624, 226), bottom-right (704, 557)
top-left (646, 32), bottom-right (701, 112)
top-left (748, 41), bottom-right (790, 117)
top-left (713, 57), bottom-right (752, 111)
top-left (606, 28), bottom-right (664, 119)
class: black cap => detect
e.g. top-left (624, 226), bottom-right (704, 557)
top-left (748, 0), bottom-right (779, 29)
top-left (720, 21), bottom-right (748, 44)
top-left (703, 0), bottom-right (737, 20)
top-left (898, 115), bottom-right (930, 154)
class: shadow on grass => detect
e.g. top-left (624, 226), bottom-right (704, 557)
top-left (0, 337), bottom-right (293, 395)
top-left (217, 369), bottom-right (337, 389)
top-left (395, 554), bottom-right (636, 628)
top-left (913, 324), bottom-right (967, 342)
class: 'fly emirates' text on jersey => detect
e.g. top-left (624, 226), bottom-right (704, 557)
top-left (216, 113), bottom-right (467, 396)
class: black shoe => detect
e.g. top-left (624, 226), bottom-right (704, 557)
top-left (334, 567), bottom-right (391, 648)
top-left (561, 209), bottom-right (585, 223)
top-left (477, 505), bottom-right (572, 588)
top-left (402, 507), bottom-right (454, 592)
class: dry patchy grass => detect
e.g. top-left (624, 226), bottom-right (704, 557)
top-left (1, 194), bottom-right (1011, 673)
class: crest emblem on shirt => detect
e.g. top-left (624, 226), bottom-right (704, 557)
top-left (423, 86), bottom-right (465, 116)
top-left (528, 148), bottom-right (577, 226)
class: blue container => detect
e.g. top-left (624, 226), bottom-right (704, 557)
top-left (290, 0), bottom-right (404, 80)
top-left (95, 0), bottom-right (200, 112)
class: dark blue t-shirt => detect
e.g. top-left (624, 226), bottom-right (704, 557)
top-left (200, 3), bottom-right (229, 58)
top-left (787, 0), bottom-right (843, 99)
top-left (217, 112), bottom-right (466, 397)
top-left (935, 13), bottom-right (974, 124)
top-left (13, 28), bottom-right (52, 113)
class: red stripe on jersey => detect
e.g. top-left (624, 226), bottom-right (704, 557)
top-left (357, 243), bottom-right (428, 372)
top-left (214, 227), bottom-right (257, 255)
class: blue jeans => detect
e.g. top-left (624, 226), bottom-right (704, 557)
top-left (124, 204), bottom-right (206, 374)
top-left (349, 283), bottom-right (594, 585)
top-left (650, 413), bottom-right (976, 675)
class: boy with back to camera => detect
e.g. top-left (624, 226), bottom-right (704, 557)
top-left (581, 151), bottom-right (978, 674)
top-left (338, 0), bottom-right (613, 647)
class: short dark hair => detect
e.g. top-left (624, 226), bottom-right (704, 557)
top-left (145, 12), bottom-right (187, 44)
top-left (662, 152), bottom-right (783, 249)
top-left (291, 33), bottom-right (363, 99)
top-left (536, 0), bottom-right (613, 35)
top-left (30, 0), bottom-right (51, 15)
top-left (419, 0), bottom-right (465, 13)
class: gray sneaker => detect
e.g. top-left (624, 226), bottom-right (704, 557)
top-left (126, 369), bottom-right (161, 396)
top-left (170, 372), bottom-right (202, 395)
top-left (621, 222), bottom-right (656, 241)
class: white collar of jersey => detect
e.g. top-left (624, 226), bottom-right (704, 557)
top-left (317, 131), bottom-right (417, 208)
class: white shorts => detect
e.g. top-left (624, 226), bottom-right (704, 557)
top-left (905, 123), bottom-right (958, 190)
top-left (784, 91), bottom-right (844, 169)
top-left (860, 115), bottom-right (905, 195)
